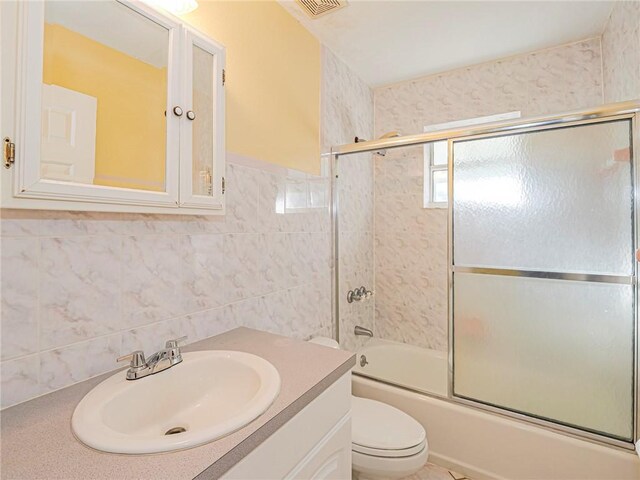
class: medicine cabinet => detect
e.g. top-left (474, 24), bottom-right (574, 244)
top-left (1, 0), bottom-right (226, 214)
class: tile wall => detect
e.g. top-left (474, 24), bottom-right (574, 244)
top-left (0, 156), bottom-right (332, 408)
top-left (320, 46), bottom-right (375, 351)
top-left (372, 38), bottom-right (605, 350)
top-left (602, 1), bottom-right (640, 104)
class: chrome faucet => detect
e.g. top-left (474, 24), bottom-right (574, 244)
top-left (117, 336), bottom-right (187, 380)
top-left (347, 286), bottom-right (374, 303)
top-left (354, 325), bottom-right (373, 337)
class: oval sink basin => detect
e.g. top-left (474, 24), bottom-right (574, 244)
top-left (72, 351), bottom-right (280, 454)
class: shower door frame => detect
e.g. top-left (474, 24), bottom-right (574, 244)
top-left (331, 100), bottom-right (640, 451)
top-left (447, 114), bottom-right (638, 450)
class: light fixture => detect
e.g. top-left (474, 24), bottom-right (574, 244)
top-left (150, 0), bottom-right (198, 15)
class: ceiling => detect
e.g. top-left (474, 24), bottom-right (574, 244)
top-left (46, 1), bottom-right (168, 69)
top-left (278, 0), bottom-right (614, 87)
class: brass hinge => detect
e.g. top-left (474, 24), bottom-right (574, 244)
top-left (222, 176), bottom-right (225, 194)
top-left (4, 137), bottom-right (15, 169)
top-left (222, 69), bottom-right (226, 86)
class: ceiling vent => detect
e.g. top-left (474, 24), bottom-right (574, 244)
top-left (295, 0), bottom-right (348, 19)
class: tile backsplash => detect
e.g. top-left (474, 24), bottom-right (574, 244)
top-left (0, 156), bottom-right (332, 408)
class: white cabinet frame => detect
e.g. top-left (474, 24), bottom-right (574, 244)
top-left (179, 28), bottom-right (226, 210)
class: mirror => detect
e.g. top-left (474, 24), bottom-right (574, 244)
top-left (192, 44), bottom-right (215, 197)
top-left (41, 1), bottom-right (169, 192)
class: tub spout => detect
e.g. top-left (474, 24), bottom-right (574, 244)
top-left (354, 325), bottom-right (373, 337)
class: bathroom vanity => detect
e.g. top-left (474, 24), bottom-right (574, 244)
top-left (0, 328), bottom-right (355, 479)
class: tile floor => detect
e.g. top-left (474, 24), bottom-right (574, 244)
top-left (403, 462), bottom-right (469, 480)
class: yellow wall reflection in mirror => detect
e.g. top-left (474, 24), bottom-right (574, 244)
top-left (43, 23), bottom-right (167, 191)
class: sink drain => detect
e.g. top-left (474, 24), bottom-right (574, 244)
top-left (165, 427), bottom-right (187, 435)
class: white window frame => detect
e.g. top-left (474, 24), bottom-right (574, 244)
top-left (423, 111), bottom-right (522, 208)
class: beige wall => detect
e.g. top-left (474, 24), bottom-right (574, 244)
top-left (373, 38), bottom-right (604, 351)
top-left (182, 1), bottom-right (321, 174)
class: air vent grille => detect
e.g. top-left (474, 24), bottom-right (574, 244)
top-left (295, 0), bottom-right (348, 19)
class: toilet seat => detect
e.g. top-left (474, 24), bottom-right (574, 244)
top-left (351, 396), bottom-right (426, 458)
top-left (352, 440), bottom-right (426, 458)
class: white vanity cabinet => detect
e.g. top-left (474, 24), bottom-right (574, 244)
top-left (222, 374), bottom-right (352, 480)
top-left (1, 0), bottom-right (226, 214)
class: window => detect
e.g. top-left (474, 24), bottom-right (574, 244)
top-left (423, 111), bottom-right (521, 208)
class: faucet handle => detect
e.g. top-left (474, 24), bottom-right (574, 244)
top-left (165, 336), bottom-right (188, 349)
top-left (117, 350), bottom-right (146, 368)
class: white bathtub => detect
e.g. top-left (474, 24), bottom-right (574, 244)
top-left (352, 338), bottom-right (447, 397)
top-left (351, 339), bottom-right (640, 480)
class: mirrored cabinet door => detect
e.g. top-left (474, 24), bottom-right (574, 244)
top-left (179, 29), bottom-right (225, 209)
top-left (16, 0), bottom-right (181, 206)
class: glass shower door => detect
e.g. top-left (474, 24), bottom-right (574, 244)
top-left (451, 118), bottom-right (635, 442)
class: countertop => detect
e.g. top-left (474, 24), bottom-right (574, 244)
top-left (1, 327), bottom-right (355, 480)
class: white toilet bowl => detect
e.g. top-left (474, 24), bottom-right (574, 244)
top-left (308, 337), bottom-right (428, 479)
top-left (351, 395), bottom-right (428, 479)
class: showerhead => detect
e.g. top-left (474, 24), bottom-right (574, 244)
top-left (375, 131), bottom-right (400, 156)
top-left (354, 131), bottom-right (401, 156)
top-left (379, 131), bottom-right (401, 140)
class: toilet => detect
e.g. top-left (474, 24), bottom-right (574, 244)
top-left (309, 337), bottom-right (428, 479)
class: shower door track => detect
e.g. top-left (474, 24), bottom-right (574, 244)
top-left (331, 99), bottom-right (640, 452)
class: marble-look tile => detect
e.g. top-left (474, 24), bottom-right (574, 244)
top-left (40, 334), bottom-right (121, 391)
top-left (526, 39), bottom-right (602, 114)
top-left (39, 211), bottom-right (124, 237)
top-left (602, 1), bottom-right (640, 103)
top-left (374, 37), bottom-right (603, 139)
top-left (1, 354), bottom-right (40, 409)
top-left (224, 233), bottom-right (265, 301)
top-left (338, 154), bottom-right (374, 223)
top-left (263, 233), bottom-right (299, 292)
top-left (261, 289), bottom-right (295, 336)
top-left (40, 236), bottom-right (122, 350)
top-left (321, 45), bottom-right (375, 349)
top-left (289, 282), bottom-right (328, 339)
top-left (0, 209), bottom-right (42, 237)
top-left (228, 296), bottom-right (267, 331)
top-left (181, 234), bottom-right (226, 312)
top-left (121, 235), bottom-right (182, 329)
top-left (118, 213), bottom-right (181, 236)
top-left (224, 163), bottom-right (260, 233)
top-left (120, 320), bottom-right (182, 357)
top-left (182, 306), bottom-right (237, 343)
top-left (1, 237), bottom-right (39, 360)
top-left (321, 46), bottom-right (373, 149)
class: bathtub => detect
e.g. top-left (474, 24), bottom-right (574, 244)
top-left (351, 338), bottom-right (640, 480)
top-left (352, 338), bottom-right (448, 397)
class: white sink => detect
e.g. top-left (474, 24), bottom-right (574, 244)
top-left (72, 350), bottom-right (280, 454)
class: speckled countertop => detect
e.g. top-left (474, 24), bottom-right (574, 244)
top-left (1, 327), bottom-right (355, 480)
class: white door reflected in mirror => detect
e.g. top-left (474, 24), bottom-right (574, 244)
top-left (41, 84), bottom-right (97, 184)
